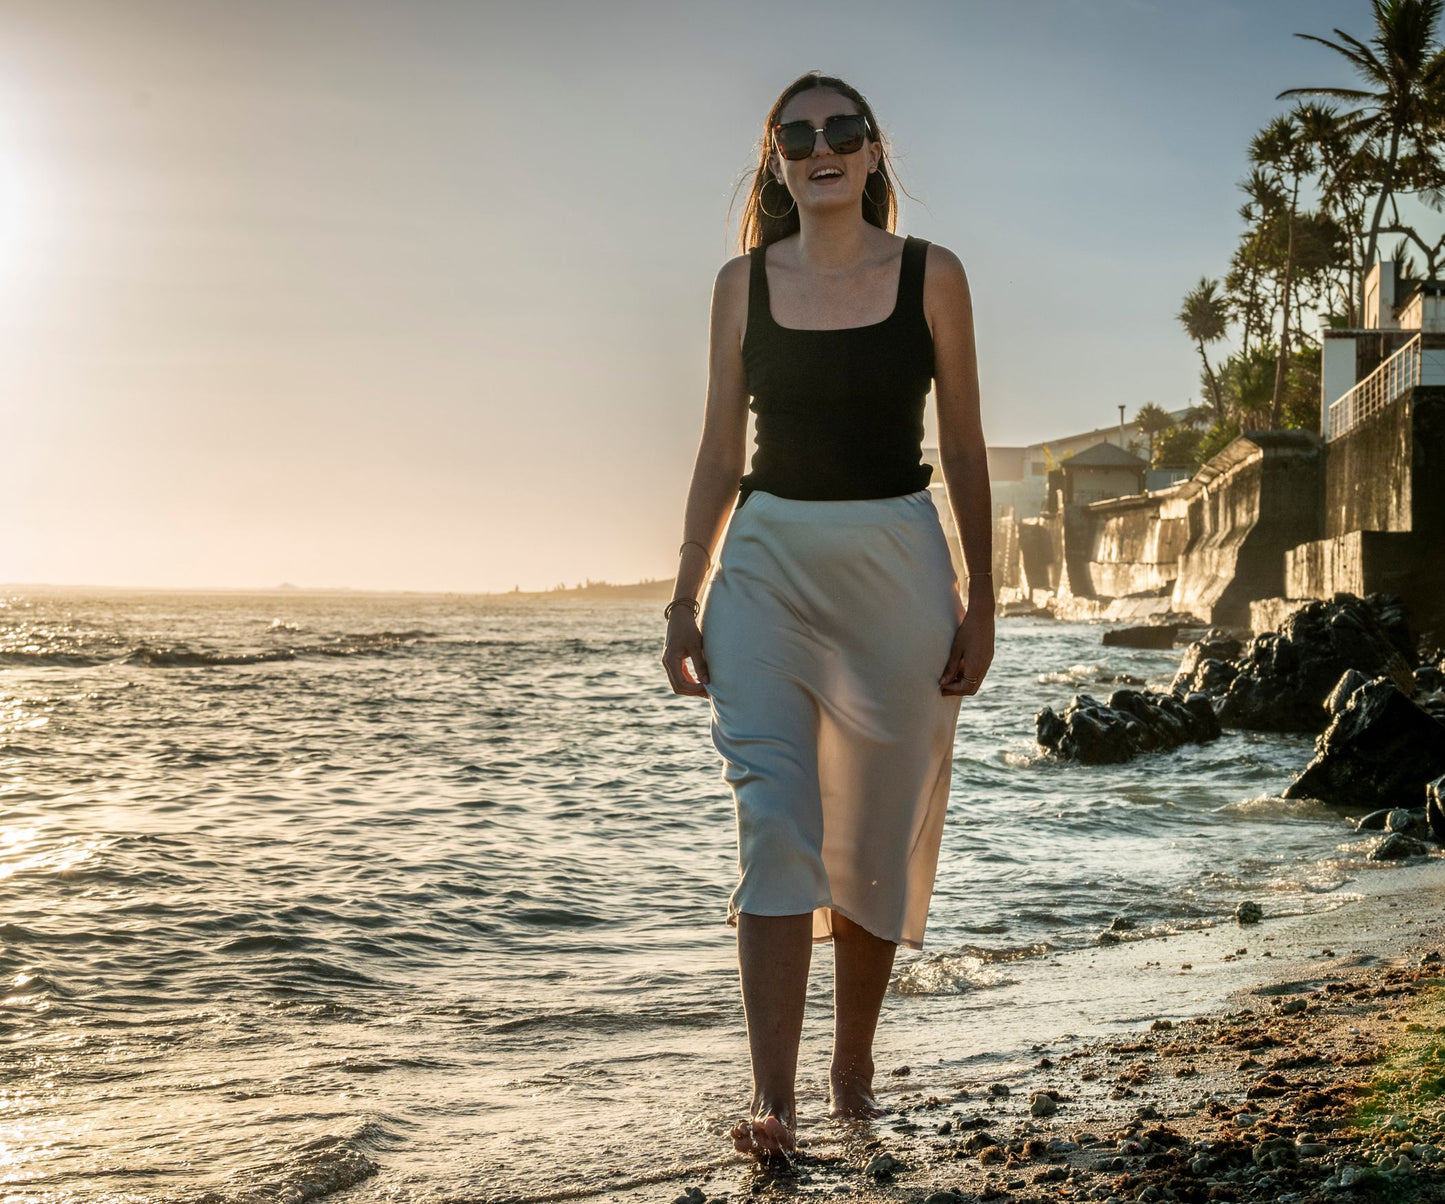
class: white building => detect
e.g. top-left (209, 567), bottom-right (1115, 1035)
top-left (1322, 260), bottom-right (1445, 440)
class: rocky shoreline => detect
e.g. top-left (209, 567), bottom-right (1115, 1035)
top-left (521, 862), bottom-right (1445, 1204)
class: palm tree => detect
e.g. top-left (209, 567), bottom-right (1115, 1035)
top-left (1177, 278), bottom-right (1229, 422)
top-left (1250, 111), bottom-right (1317, 428)
top-left (1133, 403), bottom-right (1174, 466)
top-left (1279, 0), bottom-right (1445, 314)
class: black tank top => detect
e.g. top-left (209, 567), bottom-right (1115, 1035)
top-left (736, 234), bottom-right (935, 509)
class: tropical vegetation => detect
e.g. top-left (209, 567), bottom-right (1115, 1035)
top-left (1160, 0), bottom-right (1445, 471)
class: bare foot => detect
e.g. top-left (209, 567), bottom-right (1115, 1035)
top-left (828, 1066), bottom-right (885, 1118)
top-left (730, 1107), bottom-right (796, 1159)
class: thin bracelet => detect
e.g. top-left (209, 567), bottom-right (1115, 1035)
top-left (678, 539), bottom-right (711, 565)
top-left (967, 571), bottom-right (993, 578)
top-left (664, 597), bottom-right (700, 621)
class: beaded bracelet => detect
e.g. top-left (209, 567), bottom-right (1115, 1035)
top-left (664, 597), bottom-right (700, 621)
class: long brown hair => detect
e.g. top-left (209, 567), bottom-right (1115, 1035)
top-left (736, 72), bottom-right (899, 254)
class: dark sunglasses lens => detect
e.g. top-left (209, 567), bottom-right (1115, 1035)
top-left (774, 122), bottom-right (815, 161)
top-left (825, 115), bottom-right (867, 154)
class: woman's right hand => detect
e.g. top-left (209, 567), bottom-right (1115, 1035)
top-left (661, 612), bottom-right (710, 698)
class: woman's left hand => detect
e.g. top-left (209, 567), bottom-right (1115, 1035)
top-left (939, 605), bottom-right (995, 697)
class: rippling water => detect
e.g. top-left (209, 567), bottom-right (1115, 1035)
top-left (0, 588), bottom-right (1379, 1201)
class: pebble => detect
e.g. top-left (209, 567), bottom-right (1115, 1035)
top-left (1236, 901), bottom-right (1264, 924)
top-left (672, 1190), bottom-right (706, 1204)
top-left (987, 1083), bottom-right (1010, 1099)
top-left (1030, 1092), bottom-right (1058, 1118)
top-left (864, 1152), bottom-right (906, 1180)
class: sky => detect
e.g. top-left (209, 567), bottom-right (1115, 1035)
top-left (0, 0), bottom-right (1374, 592)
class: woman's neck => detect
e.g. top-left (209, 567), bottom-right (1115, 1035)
top-left (793, 212), bottom-right (876, 273)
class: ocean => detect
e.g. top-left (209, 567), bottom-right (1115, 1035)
top-left (0, 588), bottom-right (1379, 1202)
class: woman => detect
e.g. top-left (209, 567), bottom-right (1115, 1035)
top-left (659, 71), bottom-right (994, 1159)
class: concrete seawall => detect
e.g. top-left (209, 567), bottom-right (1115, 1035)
top-left (1004, 386), bottom-right (1442, 632)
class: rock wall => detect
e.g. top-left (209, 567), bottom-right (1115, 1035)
top-left (1323, 385), bottom-right (1445, 539)
top-left (1082, 492), bottom-right (1190, 599)
top-left (1168, 432), bottom-right (1322, 627)
top-left (1007, 389), bottom-right (1443, 631)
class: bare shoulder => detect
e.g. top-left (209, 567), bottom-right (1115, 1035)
top-left (922, 242), bottom-right (970, 293)
top-left (923, 242), bottom-right (973, 329)
top-left (710, 253), bottom-right (752, 351)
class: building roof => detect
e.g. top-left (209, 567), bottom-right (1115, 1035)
top-left (1062, 441), bottom-right (1149, 470)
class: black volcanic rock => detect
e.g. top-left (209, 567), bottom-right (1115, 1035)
top-left (1036, 689), bottom-right (1221, 765)
top-left (1282, 677), bottom-right (1445, 808)
top-left (1102, 624), bottom-right (1178, 650)
top-left (1427, 775), bottom-right (1445, 844)
top-left (1173, 594), bottom-right (1415, 733)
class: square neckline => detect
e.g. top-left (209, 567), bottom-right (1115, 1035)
top-left (758, 235), bottom-right (915, 334)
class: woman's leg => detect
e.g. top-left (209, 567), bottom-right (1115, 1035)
top-left (828, 909), bottom-right (896, 1116)
top-left (731, 911), bottom-right (812, 1155)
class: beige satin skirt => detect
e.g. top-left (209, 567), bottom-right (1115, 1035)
top-left (699, 488), bottom-right (965, 951)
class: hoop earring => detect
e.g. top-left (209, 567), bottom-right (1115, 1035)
top-left (758, 176), bottom-right (796, 219)
top-left (864, 170), bottom-right (888, 207)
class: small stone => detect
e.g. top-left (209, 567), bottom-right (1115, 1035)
top-left (1030, 1093), bottom-right (1059, 1117)
top-left (890, 1064), bottom-right (912, 1077)
top-left (1151, 1019), bottom-right (1173, 1031)
top-left (864, 1152), bottom-right (906, 1180)
top-left (1384, 807), bottom-right (1418, 832)
top-left (987, 1083), bottom-right (1010, 1099)
top-left (1235, 901), bottom-right (1263, 925)
top-left (1278, 998), bottom-right (1307, 1015)
top-left (1371, 831), bottom-right (1428, 860)
top-left (923, 1193), bottom-right (968, 1204)
top-left (672, 1191), bottom-right (706, 1204)
top-left (936, 1120), bottom-right (952, 1135)
top-left (978, 1144), bottom-right (1006, 1165)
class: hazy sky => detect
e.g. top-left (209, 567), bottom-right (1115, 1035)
top-left (0, 0), bottom-right (1368, 592)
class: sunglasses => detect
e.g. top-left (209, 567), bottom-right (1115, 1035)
top-left (772, 112), bottom-right (871, 161)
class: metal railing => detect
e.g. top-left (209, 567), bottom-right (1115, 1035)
top-left (1327, 333), bottom-right (1419, 440)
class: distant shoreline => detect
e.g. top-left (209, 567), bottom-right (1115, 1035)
top-left (0, 578), bottom-right (677, 601)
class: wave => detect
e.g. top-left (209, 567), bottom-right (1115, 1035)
top-left (180, 1132), bottom-right (378, 1203)
top-left (0, 632), bottom-right (437, 669)
top-left (893, 942), bottom-right (1051, 996)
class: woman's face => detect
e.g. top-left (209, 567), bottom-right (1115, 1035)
top-left (768, 88), bottom-right (881, 214)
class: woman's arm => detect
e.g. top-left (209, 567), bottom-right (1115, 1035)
top-left (661, 254), bottom-right (752, 697)
top-left (925, 243), bottom-right (995, 695)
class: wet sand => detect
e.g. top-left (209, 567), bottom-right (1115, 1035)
top-left (559, 856), bottom-right (1445, 1204)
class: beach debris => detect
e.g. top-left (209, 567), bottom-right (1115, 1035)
top-left (987, 1083), bottom-right (1010, 1099)
top-left (976, 1143), bottom-right (1006, 1165)
top-left (1235, 901), bottom-right (1263, 924)
top-left (1173, 593), bottom-right (1416, 733)
top-left (1035, 687), bottom-right (1220, 764)
top-left (1096, 928), bottom-right (1122, 945)
top-left (1101, 623), bottom-right (1178, 649)
top-left (889, 1064), bottom-right (911, 1077)
top-left (670, 1190), bottom-right (706, 1204)
top-left (1150, 1018), bottom-right (1173, 1031)
top-left (921, 1192), bottom-right (967, 1204)
top-left (1283, 676), bottom-right (1445, 809)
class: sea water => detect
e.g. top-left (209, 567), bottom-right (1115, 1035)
top-left (0, 588), bottom-right (1374, 1201)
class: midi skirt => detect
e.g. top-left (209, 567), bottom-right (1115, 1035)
top-left (699, 488), bottom-right (965, 951)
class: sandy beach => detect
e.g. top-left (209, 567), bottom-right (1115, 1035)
top-left (568, 856), bottom-right (1445, 1204)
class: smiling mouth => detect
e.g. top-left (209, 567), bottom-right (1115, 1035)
top-left (809, 167), bottom-right (844, 181)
